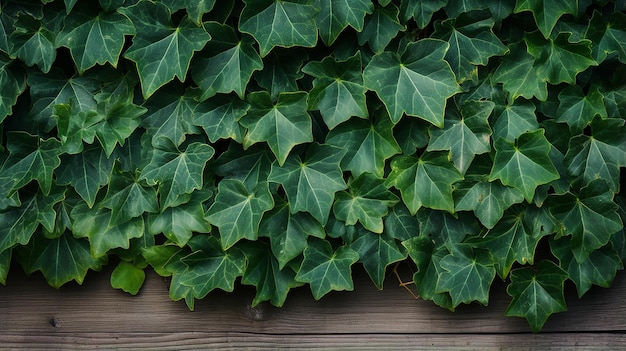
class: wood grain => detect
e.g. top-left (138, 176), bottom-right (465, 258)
top-left (1, 264), bottom-right (625, 349)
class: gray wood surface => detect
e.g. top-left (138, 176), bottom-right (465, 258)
top-left (1, 264), bottom-right (625, 349)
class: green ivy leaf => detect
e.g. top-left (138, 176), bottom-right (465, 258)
top-left (524, 31), bottom-right (596, 85)
top-left (0, 132), bottom-right (62, 197)
top-left (548, 180), bottom-right (622, 263)
top-left (351, 226), bottom-right (407, 289)
top-left (333, 173), bottom-right (399, 233)
top-left (384, 202), bottom-right (419, 242)
top-left (427, 100), bottom-right (493, 174)
top-left (400, 0), bottom-right (446, 28)
top-left (139, 140), bottom-right (214, 210)
top-left (564, 117), bottom-right (626, 192)
top-left (254, 50), bottom-right (306, 98)
top-left (110, 260), bottom-right (145, 295)
top-left (326, 115), bottom-right (400, 178)
top-left (386, 152), bottom-right (463, 214)
top-left (100, 161), bottom-right (158, 226)
top-left (269, 143), bottom-right (347, 224)
top-left (57, 6), bottom-right (135, 73)
top-left (16, 232), bottom-right (107, 288)
top-left (192, 23), bottom-right (263, 100)
top-left (295, 238), bottom-right (359, 300)
top-left (514, 0), bottom-right (577, 38)
top-left (455, 178), bottom-right (524, 229)
top-left (0, 249), bottom-right (10, 285)
top-left (71, 202), bottom-right (145, 258)
top-left (506, 260), bottom-right (568, 333)
top-left (0, 54), bottom-right (26, 123)
top-left (492, 99), bottom-right (538, 142)
top-left (418, 208), bottom-right (479, 250)
top-left (551, 237), bottom-right (622, 298)
top-left (364, 39), bottom-right (460, 126)
top-left (119, 1), bottom-right (211, 97)
top-left (302, 52), bottom-right (368, 129)
top-left (259, 199), bottom-right (325, 269)
top-left (56, 146), bottom-right (113, 207)
top-left (171, 235), bottom-right (246, 310)
top-left (402, 236), bottom-right (454, 310)
top-left (0, 189), bottom-right (65, 252)
top-left (141, 243), bottom-right (188, 277)
top-left (489, 130), bottom-right (559, 202)
top-left (315, 0), bottom-right (373, 45)
top-left (141, 88), bottom-right (204, 147)
top-left (207, 179), bottom-right (274, 250)
top-left (193, 94), bottom-right (249, 143)
top-left (239, 0), bottom-right (318, 57)
top-left (160, 0), bottom-right (216, 25)
top-left (436, 245), bottom-right (496, 306)
top-left (213, 143), bottom-right (274, 188)
top-left (240, 91), bottom-right (313, 166)
top-left (432, 10), bottom-right (508, 83)
top-left (240, 241), bottom-right (303, 307)
top-left (357, 3), bottom-right (405, 53)
top-left (492, 42), bottom-right (547, 101)
top-left (9, 14), bottom-right (56, 73)
top-left (468, 204), bottom-right (553, 278)
top-left (585, 11), bottom-right (626, 63)
top-left (556, 86), bottom-right (607, 132)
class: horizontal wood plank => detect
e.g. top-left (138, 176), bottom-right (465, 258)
top-left (1, 264), bottom-right (625, 348)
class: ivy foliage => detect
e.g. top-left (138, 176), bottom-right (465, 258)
top-left (0, 0), bottom-right (625, 333)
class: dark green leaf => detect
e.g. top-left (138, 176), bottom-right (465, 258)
top-left (56, 145), bottom-right (113, 207)
top-left (0, 54), bottom-right (26, 123)
top-left (492, 99), bottom-right (538, 142)
top-left (400, 0), bottom-right (446, 28)
top-left (585, 11), bottom-right (626, 63)
top-left (213, 143), bottom-right (274, 188)
top-left (315, 0), bottom-right (373, 45)
top-left (384, 202), bottom-right (419, 242)
top-left (9, 14), bottom-right (56, 73)
top-left (436, 245), bottom-right (495, 306)
top-left (357, 3), bottom-right (404, 53)
top-left (513, 0), bottom-right (577, 38)
top-left (492, 43), bottom-right (547, 101)
top-left (351, 226), bottom-right (406, 289)
top-left (193, 94), bottom-right (249, 143)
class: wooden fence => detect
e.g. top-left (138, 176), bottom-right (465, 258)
top-left (1, 264), bottom-right (625, 350)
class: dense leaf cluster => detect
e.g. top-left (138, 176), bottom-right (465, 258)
top-left (0, 0), bottom-right (625, 332)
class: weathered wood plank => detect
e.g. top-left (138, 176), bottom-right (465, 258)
top-left (1, 264), bottom-right (625, 348)
top-left (1, 332), bottom-right (626, 350)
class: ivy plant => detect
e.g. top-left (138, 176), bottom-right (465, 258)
top-left (0, 0), bottom-right (625, 333)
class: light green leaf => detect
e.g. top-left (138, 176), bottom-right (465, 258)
top-left (141, 243), bottom-right (188, 277)
top-left (239, 0), bottom-right (318, 57)
top-left (492, 100), bottom-right (538, 142)
top-left (386, 152), bottom-right (463, 214)
top-left (100, 162), bottom-right (158, 226)
top-left (551, 237), bottom-right (623, 298)
top-left (56, 146), bottom-right (113, 207)
top-left (489, 130), bottom-right (559, 202)
top-left (556, 85), bottom-right (607, 132)
top-left (240, 241), bottom-right (303, 307)
top-left (140, 140), bottom-right (214, 210)
top-left (433, 10), bottom-right (508, 83)
top-left (436, 245), bottom-right (495, 306)
top-left (240, 91), bottom-right (313, 166)
top-left (71, 202), bottom-right (145, 257)
top-left (259, 199), bottom-right (325, 269)
top-left (171, 235), bottom-right (246, 310)
top-left (120, 1), bottom-right (211, 97)
top-left (268, 143), bottom-right (347, 224)
top-left (192, 23), bottom-right (263, 100)
top-left (302, 53), bottom-right (368, 129)
top-left (333, 173), bottom-right (399, 233)
top-left (295, 238), bottom-right (359, 300)
top-left (427, 100), bottom-right (493, 174)
top-left (0, 132), bottom-right (62, 197)
top-left (315, 0), bottom-right (373, 45)
top-left (57, 6), bottom-right (135, 73)
top-left (357, 3), bottom-right (404, 53)
top-left (549, 180), bottom-right (623, 263)
top-left (524, 31), bottom-right (596, 85)
top-left (326, 115), bottom-right (400, 177)
top-left (0, 54), bottom-right (26, 123)
top-left (193, 94), bottom-right (249, 143)
top-left (506, 260), bottom-right (568, 333)
top-left (514, 0), bottom-right (577, 38)
top-left (110, 260), bottom-right (145, 295)
top-left (364, 39), bottom-right (460, 126)
top-left (147, 189), bottom-right (212, 247)
top-left (207, 179), bottom-right (274, 249)
top-left (16, 232), bottom-right (106, 288)
top-left (492, 42), bottom-right (547, 101)
top-left (564, 117), bottom-right (626, 192)
top-left (141, 88), bottom-right (204, 147)
top-left (351, 226), bottom-right (406, 289)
